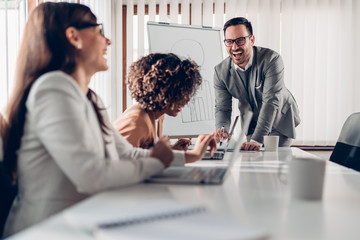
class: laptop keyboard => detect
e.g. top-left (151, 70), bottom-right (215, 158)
top-left (202, 151), bottom-right (225, 160)
top-left (183, 168), bottom-right (205, 180)
top-left (183, 167), bottom-right (227, 180)
top-left (213, 168), bottom-right (227, 179)
top-left (209, 168), bottom-right (227, 179)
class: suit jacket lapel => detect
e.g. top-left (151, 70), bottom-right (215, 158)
top-left (248, 49), bottom-right (259, 110)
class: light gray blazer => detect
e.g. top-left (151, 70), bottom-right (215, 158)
top-left (214, 46), bottom-right (301, 143)
top-left (4, 71), bottom-right (185, 236)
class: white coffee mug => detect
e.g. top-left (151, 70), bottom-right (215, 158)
top-left (263, 136), bottom-right (279, 151)
top-left (289, 157), bottom-right (326, 200)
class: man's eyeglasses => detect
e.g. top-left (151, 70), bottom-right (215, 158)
top-left (73, 23), bottom-right (104, 37)
top-left (224, 35), bottom-right (252, 47)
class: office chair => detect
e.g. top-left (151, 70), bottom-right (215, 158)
top-left (330, 112), bottom-right (360, 172)
top-left (0, 118), bottom-right (17, 237)
top-left (0, 162), bottom-right (17, 237)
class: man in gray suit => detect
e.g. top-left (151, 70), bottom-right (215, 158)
top-left (214, 17), bottom-right (300, 150)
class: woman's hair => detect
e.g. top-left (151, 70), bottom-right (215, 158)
top-left (128, 53), bottom-right (202, 112)
top-left (3, 2), bottom-right (108, 178)
top-left (0, 113), bottom-right (6, 151)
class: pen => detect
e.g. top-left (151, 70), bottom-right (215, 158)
top-left (219, 126), bottom-right (225, 146)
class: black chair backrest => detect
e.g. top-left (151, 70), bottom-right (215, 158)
top-left (330, 113), bottom-right (360, 171)
top-left (0, 161), bottom-right (17, 237)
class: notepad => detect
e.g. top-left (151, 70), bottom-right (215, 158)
top-left (64, 199), bottom-right (268, 240)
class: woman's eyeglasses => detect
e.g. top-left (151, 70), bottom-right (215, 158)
top-left (73, 23), bottom-right (104, 37)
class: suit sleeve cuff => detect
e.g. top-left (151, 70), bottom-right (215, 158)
top-left (250, 139), bottom-right (263, 147)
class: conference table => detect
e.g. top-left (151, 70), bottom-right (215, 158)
top-left (9, 147), bottom-right (360, 239)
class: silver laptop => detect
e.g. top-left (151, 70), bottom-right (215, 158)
top-left (146, 114), bottom-right (252, 185)
top-left (201, 115), bottom-right (239, 160)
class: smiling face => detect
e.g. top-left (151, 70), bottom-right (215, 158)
top-left (77, 25), bottom-right (111, 74)
top-left (164, 100), bottom-right (187, 117)
top-left (225, 24), bottom-right (255, 69)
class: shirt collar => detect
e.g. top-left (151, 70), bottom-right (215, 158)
top-left (233, 48), bottom-right (253, 72)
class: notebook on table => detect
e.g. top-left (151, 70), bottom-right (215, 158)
top-left (146, 113), bottom-right (252, 184)
top-left (64, 199), bottom-right (268, 240)
top-left (95, 200), bottom-right (268, 240)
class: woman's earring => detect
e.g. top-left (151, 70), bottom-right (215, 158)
top-left (77, 43), bottom-right (82, 49)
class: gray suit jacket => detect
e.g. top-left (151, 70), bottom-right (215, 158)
top-left (214, 46), bottom-right (300, 143)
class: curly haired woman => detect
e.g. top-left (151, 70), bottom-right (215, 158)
top-left (114, 53), bottom-right (214, 155)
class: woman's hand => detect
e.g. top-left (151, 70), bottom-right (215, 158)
top-left (172, 138), bottom-right (191, 151)
top-left (185, 134), bottom-right (217, 163)
top-left (149, 136), bottom-right (174, 167)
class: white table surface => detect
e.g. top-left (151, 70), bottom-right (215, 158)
top-left (9, 147), bottom-right (360, 240)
